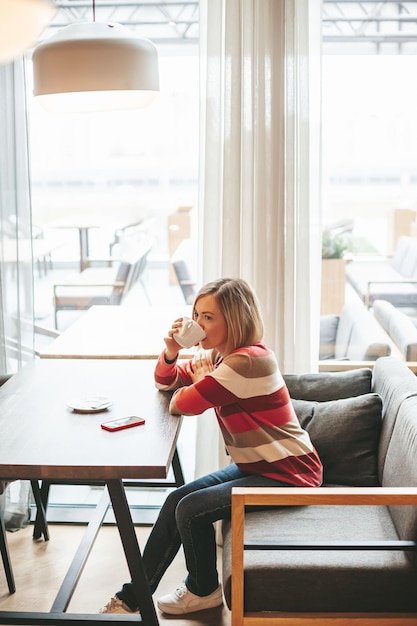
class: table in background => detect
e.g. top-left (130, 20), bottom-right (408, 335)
top-left (39, 305), bottom-right (194, 360)
top-left (0, 358), bottom-right (183, 625)
top-left (2, 238), bottom-right (61, 263)
top-left (47, 216), bottom-right (138, 271)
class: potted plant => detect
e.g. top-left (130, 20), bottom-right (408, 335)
top-left (321, 232), bottom-right (351, 315)
top-left (321, 232), bottom-right (351, 260)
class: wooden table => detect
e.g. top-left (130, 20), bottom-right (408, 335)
top-left (0, 358), bottom-right (183, 625)
top-left (39, 305), bottom-right (194, 360)
top-left (2, 238), bottom-right (61, 263)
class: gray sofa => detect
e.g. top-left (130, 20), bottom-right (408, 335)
top-left (346, 235), bottom-right (417, 308)
top-left (222, 357), bottom-right (417, 623)
top-left (320, 300), bottom-right (392, 360)
top-left (373, 299), bottom-right (417, 361)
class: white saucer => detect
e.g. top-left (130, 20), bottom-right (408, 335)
top-left (67, 396), bottom-right (112, 413)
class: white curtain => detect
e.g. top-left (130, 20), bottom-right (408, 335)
top-left (0, 59), bottom-right (35, 530)
top-left (0, 59), bottom-right (35, 375)
top-left (195, 0), bottom-right (322, 476)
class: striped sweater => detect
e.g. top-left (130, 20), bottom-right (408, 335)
top-left (154, 343), bottom-right (323, 487)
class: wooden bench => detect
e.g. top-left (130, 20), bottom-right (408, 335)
top-left (222, 358), bottom-right (417, 625)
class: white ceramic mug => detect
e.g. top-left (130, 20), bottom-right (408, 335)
top-left (174, 317), bottom-right (206, 348)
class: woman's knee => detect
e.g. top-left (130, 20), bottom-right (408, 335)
top-left (161, 485), bottom-right (188, 517)
top-left (175, 488), bottom-right (225, 530)
top-left (174, 491), bottom-right (201, 528)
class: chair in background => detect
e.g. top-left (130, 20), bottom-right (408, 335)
top-left (52, 239), bottom-right (152, 328)
top-left (108, 219), bottom-right (148, 258)
top-left (1, 480), bottom-right (49, 594)
top-left (171, 238), bottom-right (198, 305)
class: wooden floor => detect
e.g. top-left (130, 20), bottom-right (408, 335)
top-left (0, 523), bottom-right (231, 625)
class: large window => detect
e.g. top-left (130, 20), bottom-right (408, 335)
top-left (322, 54), bottom-right (417, 258)
top-left (321, 2), bottom-right (417, 319)
top-left (21, 5), bottom-right (200, 519)
top-left (26, 11), bottom-right (199, 331)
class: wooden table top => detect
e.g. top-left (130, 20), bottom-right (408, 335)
top-left (0, 359), bottom-right (182, 482)
top-left (40, 304), bottom-right (194, 359)
top-left (46, 215), bottom-right (135, 230)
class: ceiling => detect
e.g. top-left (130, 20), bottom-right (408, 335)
top-left (45, 1), bottom-right (417, 53)
top-left (323, 0), bottom-right (417, 53)
top-left (44, 1), bottom-right (199, 45)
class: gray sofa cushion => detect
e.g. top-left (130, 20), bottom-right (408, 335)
top-left (292, 393), bottom-right (382, 486)
top-left (346, 322), bottom-right (391, 360)
top-left (222, 504), bottom-right (417, 612)
top-left (284, 367), bottom-right (372, 402)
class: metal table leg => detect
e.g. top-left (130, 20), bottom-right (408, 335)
top-left (31, 479), bottom-right (49, 541)
top-left (0, 506), bottom-right (15, 594)
top-left (107, 480), bottom-right (159, 626)
top-left (0, 485), bottom-right (142, 624)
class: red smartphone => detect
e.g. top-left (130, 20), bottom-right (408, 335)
top-left (101, 416), bottom-right (146, 432)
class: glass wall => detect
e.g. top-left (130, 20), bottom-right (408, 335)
top-left (26, 45), bottom-right (199, 332)
top-left (322, 54), bottom-right (417, 258)
top-left (21, 23), bottom-right (200, 519)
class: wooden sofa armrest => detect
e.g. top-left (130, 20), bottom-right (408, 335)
top-left (231, 487), bottom-right (417, 626)
top-left (232, 486), bottom-right (417, 508)
top-left (318, 359), bottom-right (417, 374)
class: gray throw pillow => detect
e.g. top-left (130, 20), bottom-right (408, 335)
top-left (292, 393), bottom-right (382, 487)
top-left (284, 368), bottom-right (372, 401)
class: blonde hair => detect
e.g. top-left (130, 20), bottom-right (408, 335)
top-left (193, 278), bottom-right (264, 355)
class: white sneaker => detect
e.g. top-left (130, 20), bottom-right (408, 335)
top-left (157, 583), bottom-right (223, 615)
top-left (99, 596), bottom-right (139, 614)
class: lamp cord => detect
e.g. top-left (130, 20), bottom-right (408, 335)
top-left (92, 0), bottom-right (96, 22)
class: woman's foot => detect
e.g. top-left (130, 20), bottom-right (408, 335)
top-left (99, 596), bottom-right (139, 614)
top-left (157, 583), bottom-right (223, 615)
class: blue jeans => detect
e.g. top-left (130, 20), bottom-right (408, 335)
top-left (116, 463), bottom-right (291, 610)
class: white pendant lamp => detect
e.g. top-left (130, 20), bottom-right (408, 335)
top-left (0, 0), bottom-right (56, 64)
top-left (32, 18), bottom-right (160, 113)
